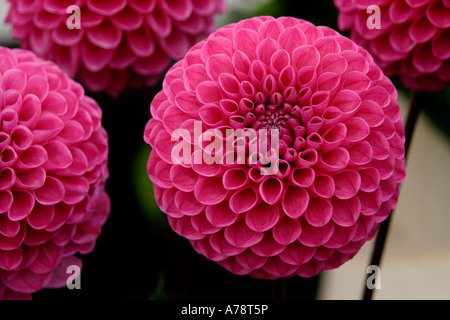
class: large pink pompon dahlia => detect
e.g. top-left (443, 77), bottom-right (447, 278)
top-left (5, 0), bottom-right (226, 96)
top-left (0, 47), bottom-right (110, 299)
top-left (144, 16), bottom-right (406, 279)
top-left (334, 0), bottom-right (450, 91)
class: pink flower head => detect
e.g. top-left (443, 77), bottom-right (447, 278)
top-left (144, 16), bottom-right (406, 279)
top-left (5, 0), bottom-right (226, 96)
top-left (334, 0), bottom-right (450, 91)
top-left (0, 47), bottom-right (110, 299)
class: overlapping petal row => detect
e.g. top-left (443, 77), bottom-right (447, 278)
top-left (144, 16), bottom-right (406, 279)
top-left (334, 0), bottom-right (450, 91)
top-left (0, 47), bottom-right (110, 299)
top-left (6, 0), bottom-right (226, 96)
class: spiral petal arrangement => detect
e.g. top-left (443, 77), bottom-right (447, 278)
top-left (0, 47), bottom-right (110, 299)
top-left (144, 16), bottom-right (406, 279)
top-left (334, 0), bottom-right (450, 91)
top-left (6, 0), bottom-right (226, 96)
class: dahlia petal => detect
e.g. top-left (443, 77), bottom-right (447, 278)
top-left (206, 54), bottom-right (233, 81)
top-left (82, 41), bottom-right (115, 73)
top-left (292, 45), bottom-right (320, 69)
top-left (0, 211), bottom-right (20, 238)
top-left (389, 0), bottom-right (414, 23)
top-left (209, 231), bottom-right (246, 256)
top-left (341, 71), bottom-right (371, 91)
top-left (279, 241), bottom-right (315, 265)
top-left (289, 167), bottom-right (315, 188)
top-left (348, 140), bottom-right (373, 165)
top-left (322, 123), bottom-right (346, 150)
top-left (229, 187), bottom-right (258, 214)
top-left (205, 201), bottom-right (238, 227)
top-left (1, 108), bottom-right (19, 134)
top-left (18, 94), bottom-right (41, 127)
top-left (304, 197), bottom-right (333, 227)
top-left (192, 237), bottom-right (227, 261)
top-left (317, 72), bottom-right (341, 92)
top-left (174, 191), bottom-right (204, 215)
top-left (127, 28), bottom-right (155, 57)
top-left (235, 250), bottom-right (267, 270)
top-left (159, 28), bottom-right (191, 59)
top-left (320, 54), bottom-right (348, 75)
top-left (345, 117), bottom-right (370, 142)
top-left (366, 131), bottom-right (390, 160)
top-left (61, 176), bottom-right (90, 205)
top-left (196, 81), bottom-right (223, 104)
top-left (15, 167), bottom-right (46, 189)
top-left (389, 23), bottom-right (416, 54)
top-left (222, 168), bottom-right (249, 190)
top-left (0, 168), bottom-right (16, 191)
top-left (192, 0), bottom-right (217, 15)
top-left (110, 6), bottom-right (144, 31)
top-left (43, 140), bottom-right (73, 169)
top-left (231, 50), bottom-right (251, 81)
top-left (251, 233), bottom-right (285, 257)
top-left (194, 176), bottom-right (228, 205)
top-left (324, 223), bottom-right (357, 249)
top-left (409, 14), bottom-right (437, 44)
top-left (259, 177), bottom-right (283, 205)
top-left (26, 203), bottom-right (54, 230)
top-left (3, 69), bottom-right (27, 92)
top-left (86, 0), bottom-right (126, 15)
top-left (311, 174), bottom-right (335, 198)
top-left (0, 146), bottom-right (18, 167)
top-left (431, 29), bottom-right (450, 60)
top-left (8, 190), bottom-right (35, 221)
top-left (332, 196), bottom-right (361, 227)
top-left (233, 28), bottom-right (260, 61)
top-left (256, 38), bottom-right (279, 67)
top-left (0, 191), bottom-right (13, 214)
top-left (219, 73), bottom-right (241, 99)
top-left (272, 216), bottom-right (302, 245)
top-left (317, 147), bottom-right (350, 172)
top-left (427, 1), bottom-right (450, 28)
top-left (299, 219), bottom-right (334, 247)
top-left (170, 166), bottom-right (198, 192)
top-left (358, 189), bottom-right (382, 216)
top-left (412, 43), bottom-right (442, 73)
top-left (169, 215), bottom-right (206, 240)
top-left (29, 242), bottom-right (63, 274)
top-left (224, 219), bottom-right (264, 248)
top-left (245, 202), bottom-right (279, 232)
top-left (0, 249), bottom-right (23, 271)
top-left (218, 257), bottom-right (251, 276)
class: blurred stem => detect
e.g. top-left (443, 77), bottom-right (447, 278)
top-left (362, 91), bottom-right (423, 300)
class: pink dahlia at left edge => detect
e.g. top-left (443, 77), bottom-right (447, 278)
top-left (0, 47), bottom-right (110, 300)
top-left (5, 0), bottom-right (226, 96)
top-left (144, 16), bottom-right (406, 279)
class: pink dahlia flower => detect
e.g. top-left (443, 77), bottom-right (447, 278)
top-left (5, 0), bottom-right (226, 96)
top-left (0, 47), bottom-right (110, 299)
top-left (144, 16), bottom-right (406, 279)
top-left (334, 0), bottom-right (450, 91)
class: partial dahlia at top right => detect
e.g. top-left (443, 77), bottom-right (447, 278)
top-left (334, 0), bottom-right (450, 91)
